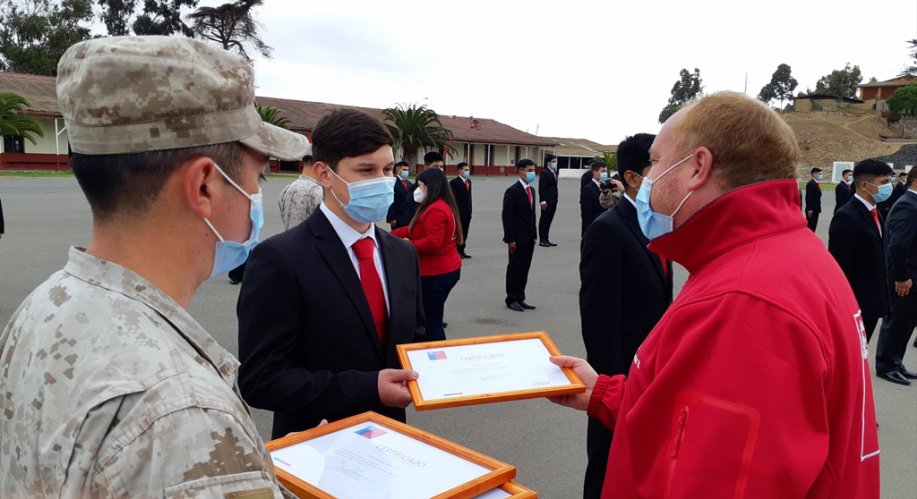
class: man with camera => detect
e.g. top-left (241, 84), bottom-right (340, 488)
top-left (581, 160), bottom-right (608, 236)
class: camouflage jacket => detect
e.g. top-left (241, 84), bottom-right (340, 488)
top-left (277, 175), bottom-right (323, 230)
top-left (0, 247), bottom-right (282, 497)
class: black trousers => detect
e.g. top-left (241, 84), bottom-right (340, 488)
top-left (807, 212), bottom-right (819, 232)
top-left (863, 314), bottom-right (880, 343)
top-left (457, 217), bottom-right (471, 254)
top-left (539, 203), bottom-right (556, 242)
top-left (876, 288), bottom-right (917, 373)
top-left (505, 242), bottom-right (534, 305)
top-left (584, 417), bottom-right (612, 499)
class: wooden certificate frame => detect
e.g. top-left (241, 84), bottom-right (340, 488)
top-left (396, 331), bottom-right (585, 411)
top-left (485, 481), bottom-right (538, 498)
top-left (265, 411), bottom-right (516, 498)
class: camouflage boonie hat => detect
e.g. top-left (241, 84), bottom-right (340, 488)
top-left (56, 36), bottom-right (309, 160)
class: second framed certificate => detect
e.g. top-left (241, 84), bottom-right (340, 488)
top-left (397, 331), bottom-right (584, 411)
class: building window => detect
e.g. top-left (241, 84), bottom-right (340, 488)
top-left (2, 135), bottom-right (25, 154)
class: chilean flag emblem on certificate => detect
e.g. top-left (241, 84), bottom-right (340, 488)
top-left (427, 351), bottom-right (448, 361)
top-left (355, 426), bottom-right (387, 439)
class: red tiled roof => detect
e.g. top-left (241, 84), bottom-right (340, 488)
top-left (859, 75), bottom-right (917, 88)
top-left (0, 72), bottom-right (60, 115)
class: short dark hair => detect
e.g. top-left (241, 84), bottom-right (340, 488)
top-left (899, 171), bottom-right (908, 178)
top-left (810, 167), bottom-right (822, 175)
top-left (516, 159), bottom-right (535, 171)
top-left (591, 161), bottom-right (607, 172)
top-left (616, 133), bottom-right (655, 177)
top-left (457, 162), bottom-right (468, 169)
top-left (545, 155), bottom-right (556, 166)
top-left (303, 154), bottom-right (313, 163)
top-left (395, 160), bottom-right (409, 167)
top-left (852, 159), bottom-right (893, 184)
top-left (423, 151), bottom-right (443, 165)
top-left (841, 169), bottom-right (852, 176)
top-left (410, 168), bottom-right (464, 245)
top-left (311, 109), bottom-right (394, 171)
top-left (71, 142), bottom-right (244, 223)
top-left (907, 167), bottom-right (917, 188)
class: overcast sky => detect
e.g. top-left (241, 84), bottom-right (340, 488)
top-left (210, 0), bottom-right (917, 145)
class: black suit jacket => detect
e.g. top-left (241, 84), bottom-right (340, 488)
top-left (449, 176), bottom-right (472, 222)
top-left (805, 179), bottom-right (822, 213)
top-left (886, 191), bottom-right (917, 283)
top-left (881, 183), bottom-right (907, 217)
top-left (834, 181), bottom-right (852, 213)
top-left (581, 170), bottom-right (593, 188)
top-left (580, 182), bottom-right (603, 235)
top-left (237, 209), bottom-right (426, 438)
top-left (539, 168), bottom-right (558, 206)
top-left (580, 199), bottom-right (673, 376)
top-left (502, 181), bottom-right (536, 245)
top-left (387, 177), bottom-right (414, 226)
top-left (828, 198), bottom-right (890, 320)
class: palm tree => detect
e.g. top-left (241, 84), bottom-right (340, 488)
top-left (257, 105), bottom-right (291, 129)
top-left (382, 104), bottom-right (454, 172)
top-left (0, 92), bottom-right (43, 145)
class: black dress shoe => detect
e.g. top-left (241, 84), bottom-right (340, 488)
top-left (898, 366), bottom-right (917, 379)
top-left (461, 253), bottom-right (472, 259)
top-left (548, 242), bottom-right (558, 247)
top-left (539, 241), bottom-right (551, 247)
top-left (507, 302), bottom-right (525, 312)
top-left (518, 301), bottom-right (536, 310)
top-left (878, 370), bottom-right (912, 386)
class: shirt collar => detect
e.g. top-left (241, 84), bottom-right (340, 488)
top-left (593, 178), bottom-right (601, 188)
top-left (62, 247), bottom-right (240, 381)
top-left (320, 202), bottom-right (377, 250)
top-left (854, 193), bottom-right (876, 210)
top-left (624, 192), bottom-right (637, 207)
top-left (909, 188), bottom-right (917, 196)
top-left (517, 178), bottom-right (530, 189)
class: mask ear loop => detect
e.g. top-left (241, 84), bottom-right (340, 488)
top-left (325, 166), bottom-right (349, 209)
top-left (202, 218), bottom-right (226, 242)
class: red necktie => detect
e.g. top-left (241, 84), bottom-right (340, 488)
top-left (465, 180), bottom-right (470, 192)
top-left (659, 255), bottom-right (668, 278)
top-left (402, 179), bottom-right (407, 190)
top-left (526, 186), bottom-right (533, 207)
top-left (352, 238), bottom-right (387, 343)
top-left (871, 208), bottom-right (882, 236)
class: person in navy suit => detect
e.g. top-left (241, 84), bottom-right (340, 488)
top-left (828, 159), bottom-right (892, 344)
top-left (581, 161), bottom-right (607, 236)
top-left (388, 161), bottom-right (413, 228)
top-left (538, 156), bottom-right (559, 246)
top-left (579, 133), bottom-right (673, 498)
top-left (834, 168), bottom-right (853, 214)
top-left (449, 162), bottom-right (473, 258)
top-left (805, 167), bottom-right (823, 232)
top-left (502, 159), bottom-right (538, 312)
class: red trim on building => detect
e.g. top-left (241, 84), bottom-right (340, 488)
top-left (0, 153), bottom-right (69, 170)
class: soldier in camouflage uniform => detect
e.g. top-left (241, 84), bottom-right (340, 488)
top-left (278, 155), bottom-right (324, 231)
top-left (0, 36), bottom-right (309, 497)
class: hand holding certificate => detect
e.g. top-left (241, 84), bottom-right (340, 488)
top-left (397, 331), bottom-right (585, 411)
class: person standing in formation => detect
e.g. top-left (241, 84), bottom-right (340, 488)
top-left (449, 162), bottom-right (473, 258)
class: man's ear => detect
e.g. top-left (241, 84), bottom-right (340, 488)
top-left (687, 146), bottom-right (714, 190)
top-left (181, 156), bottom-right (220, 219)
top-left (313, 161), bottom-right (334, 189)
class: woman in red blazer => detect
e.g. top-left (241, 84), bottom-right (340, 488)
top-left (392, 168), bottom-right (462, 340)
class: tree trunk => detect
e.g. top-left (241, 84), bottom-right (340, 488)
top-left (403, 148), bottom-right (418, 175)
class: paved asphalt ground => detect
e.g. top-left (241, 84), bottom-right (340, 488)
top-left (1, 175), bottom-right (915, 498)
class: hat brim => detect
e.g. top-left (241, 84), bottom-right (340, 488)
top-left (240, 122), bottom-right (311, 161)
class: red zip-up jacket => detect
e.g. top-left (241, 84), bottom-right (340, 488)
top-left (391, 198), bottom-right (461, 276)
top-left (588, 180), bottom-right (880, 498)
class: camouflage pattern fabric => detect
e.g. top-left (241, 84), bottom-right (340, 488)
top-left (278, 175), bottom-right (324, 230)
top-left (0, 247), bottom-right (283, 497)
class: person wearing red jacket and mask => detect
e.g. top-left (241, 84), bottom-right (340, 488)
top-left (393, 167), bottom-right (462, 340)
top-left (551, 92), bottom-right (880, 498)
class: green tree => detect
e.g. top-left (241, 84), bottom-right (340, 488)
top-left (0, 92), bottom-right (44, 145)
top-left (382, 104), bottom-right (454, 172)
top-left (256, 105), bottom-right (290, 129)
top-left (904, 39), bottom-right (917, 76)
top-left (0, 0), bottom-right (93, 76)
top-left (659, 68), bottom-right (703, 123)
top-left (887, 85), bottom-right (917, 116)
top-left (814, 63), bottom-right (862, 99)
top-left (96, 0), bottom-right (198, 37)
top-left (758, 63), bottom-right (798, 110)
top-left (188, 0), bottom-right (271, 63)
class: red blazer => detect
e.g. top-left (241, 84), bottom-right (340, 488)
top-left (392, 199), bottom-right (461, 276)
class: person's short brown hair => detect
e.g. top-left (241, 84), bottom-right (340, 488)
top-left (311, 109), bottom-right (394, 171)
top-left (673, 92), bottom-right (799, 189)
top-left (906, 167), bottom-right (917, 188)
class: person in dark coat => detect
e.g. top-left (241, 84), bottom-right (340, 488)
top-left (538, 156), bottom-right (559, 247)
top-left (579, 133), bottom-right (673, 498)
top-left (449, 162), bottom-right (473, 258)
top-left (834, 168), bottom-right (853, 214)
top-left (502, 160), bottom-right (538, 312)
top-left (580, 161), bottom-right (607, 236)
top-left (805, 167), bottom-right (822, 232)
top-left (388, 161), bottom-right (413, 228)
top-left (880, 171), bottom-right (909, 216)
top-left (828, 159), bottom-right (893, 343)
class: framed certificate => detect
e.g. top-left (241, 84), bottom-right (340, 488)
top-left (474, 481), bottom-right (537, 498)
top-left (265, 411), bottom-right (516, 498)
top-left (396, 331), bottom-right (585, 411)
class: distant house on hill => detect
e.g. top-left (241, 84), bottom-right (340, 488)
top-left (539, 137), bottom-right (616, 170)
top-left (858, 75), bottom-right (917, 104)
top-left (0, 71), bottom-right (558, 174)
top-left (795, 93), bottom-right (867, 112)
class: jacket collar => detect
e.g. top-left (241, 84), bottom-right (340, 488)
top-left (648, 179), bottom-right (804, 274)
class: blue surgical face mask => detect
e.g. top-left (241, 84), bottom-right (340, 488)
top-left (599, 171), bottom-right (609, 181)
top-left (462, 170), bottom-right (470, 179)
top-left (868, 181), bottom-right (893, 203)
top-left (636, 154), bottom-right (694, 240)
top-left (203, 164), bottom-right (263, 279)
top-left (549, 162), bottom-right (557, 170)
top-left (525, 171), bottom-right (536, 184)
top-left (400, 170), bottom-right (409, 180)
top-left (329, 169), bottom-right (396, 223)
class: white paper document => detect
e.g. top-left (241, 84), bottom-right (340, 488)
top-left (407, 338), bottom-right (571, 400)
top-left (474, 487), bottom-right (513, 498)
top-left (271, 422), bottom-right (491, 498)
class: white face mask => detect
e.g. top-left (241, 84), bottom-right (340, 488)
top-left (413, 186), bottom-right (426, 203)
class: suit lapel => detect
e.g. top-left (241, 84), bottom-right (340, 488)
top-left (617, 200), bottom-right (667, 282)
top-left (376, 231), bottom-right (403, 360)
top-left (309, 211), bottom-right (383, 358)
top-left (853, 199), bottom-right (883, 240)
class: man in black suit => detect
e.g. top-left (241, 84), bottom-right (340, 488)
top-left (805, 167), bottom-right (823, 232)
top-left (875, 167), bottom-right (917, 386)
top-left (237, 109), bottom-right (425, 437)
top-left (834, 168), bottom-right (853, 214)
top-left (387, 160), bottom-right (413, 228)
top-left (828, 159), bottom-right (893, 344)
top-left (882, 171), bottom-right (908, 216)
top-left (449, 162), bottom-right (473, 259)
top-left (579, 133), bottom-right (673, 499)
top-left (581, 161), bottom-right (607, 236)
top-left (581, 159), bottom-right (594, 188)
top-left (538, 156), bottom-right (559, 247)
top-left (503, 159), bottom-right (538, 312)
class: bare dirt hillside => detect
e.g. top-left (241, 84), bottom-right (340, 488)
top-left (784, 109), bottom-right (916, 171)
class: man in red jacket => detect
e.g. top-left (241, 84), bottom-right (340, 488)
top-left (551, 91), bottom-right (880, 498)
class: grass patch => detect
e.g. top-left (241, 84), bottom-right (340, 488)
top-left (0, 170), bottom-right (74, 177)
